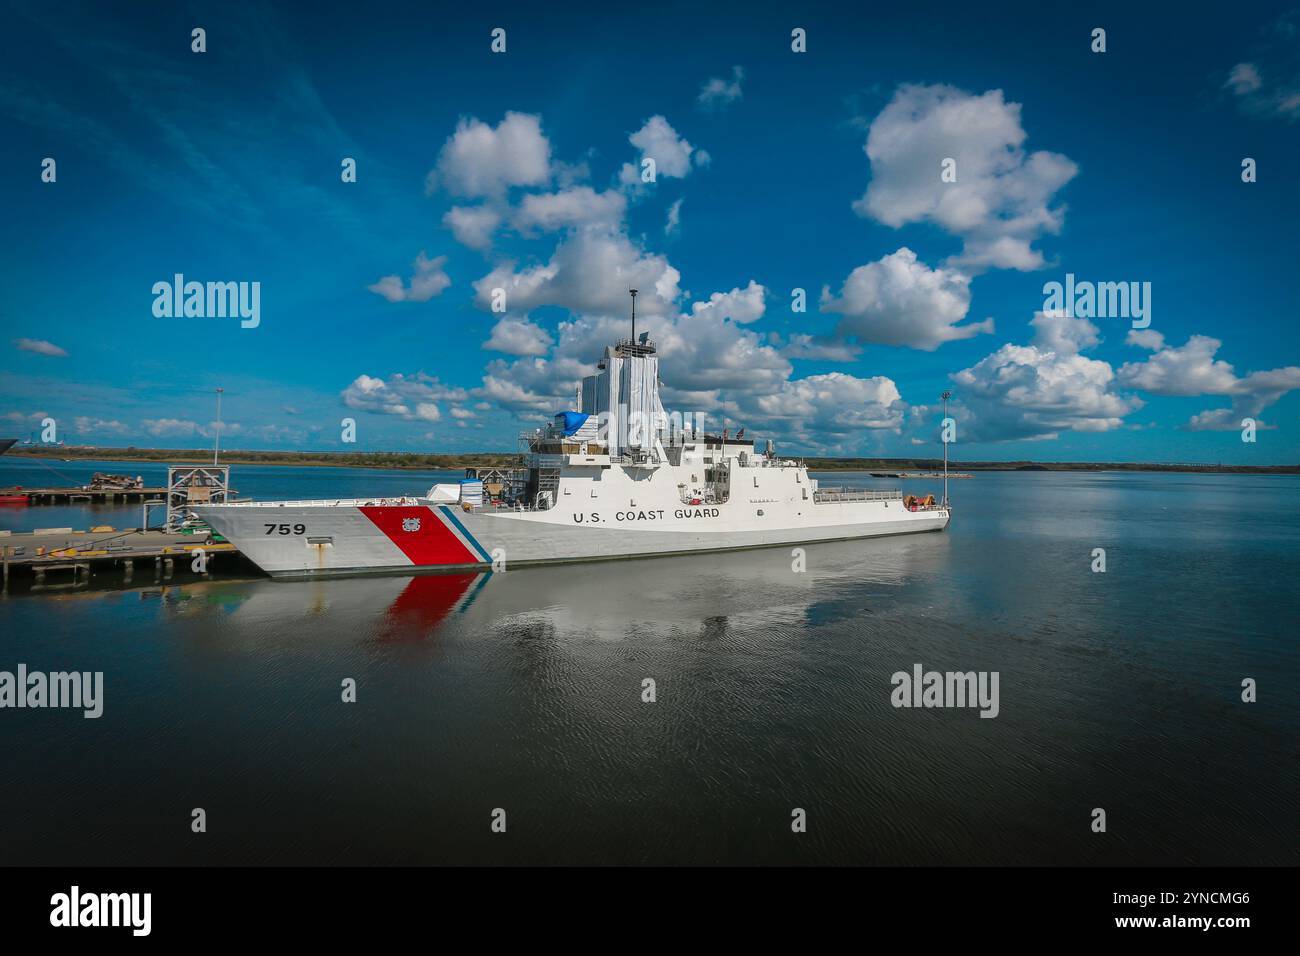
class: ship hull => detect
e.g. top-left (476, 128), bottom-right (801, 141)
top-left (193, 499), bottom-right (950, 579)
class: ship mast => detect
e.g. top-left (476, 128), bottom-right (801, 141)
top-left (213, 387), bottom-right (224, 466)
top-left (941, 389), bottom-right (951, 508)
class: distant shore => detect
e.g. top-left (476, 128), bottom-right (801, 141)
top-left (4, 446), bottom-right (1297, 475)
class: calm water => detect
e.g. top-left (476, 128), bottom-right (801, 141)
top-left (1, 459), bottom-right (1296, 865)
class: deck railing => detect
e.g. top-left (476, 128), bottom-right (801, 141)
top-left (812, 488), bottom-right (903, 502)
top-left (206, 497), bottom-right (426, 508)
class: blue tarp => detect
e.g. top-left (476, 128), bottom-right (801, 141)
top-left (559, 411), bottom-right (589, 436)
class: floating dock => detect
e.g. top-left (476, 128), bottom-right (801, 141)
top-left (1, 527), bottom-right (241, 590)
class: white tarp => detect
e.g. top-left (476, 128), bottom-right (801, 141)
top-left (604, 353), bottom-right (623, 455)
top-left (588, 346), bottom-right (666, 456)
top-left (426, 484), bottom-right (461, 502)
top-left (624, 354), bottom-right (661, 449)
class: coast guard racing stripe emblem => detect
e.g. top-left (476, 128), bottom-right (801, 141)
top-left (359, 506), bottom-right (477, 567)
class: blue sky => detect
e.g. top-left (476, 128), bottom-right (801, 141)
top-left (2, 0), bottom-right (1298, 463)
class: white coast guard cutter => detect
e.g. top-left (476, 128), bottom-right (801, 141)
top-left (194, 312), bottom-right (950, 579)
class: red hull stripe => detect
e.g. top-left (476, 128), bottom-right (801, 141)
top-left (358, 506), bottom-right (479, 566)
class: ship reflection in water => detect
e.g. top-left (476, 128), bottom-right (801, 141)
top-left (376, 573), bottom-right (487, 643)
top-left (213, 534), bottom-right (945, 647)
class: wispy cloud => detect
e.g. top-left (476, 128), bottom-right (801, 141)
top-left (0, 1), bottom-right (397, 246)
top-left (1222, 11), bottom-right (1300, 121)
top-left (697, 66), bottom-right (744, 111)
top-left (13, 338), bottom-right (68, 357)
top-left (367, 252), bottom-right (452, 303)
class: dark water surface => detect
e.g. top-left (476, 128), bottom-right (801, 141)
top-left (1, 460), bottom-right (1296, 864)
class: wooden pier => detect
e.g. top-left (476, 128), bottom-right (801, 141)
top-left (0, 485), bottom-right (167, 504)
top-left (1, 527), bottom-right (242, 591)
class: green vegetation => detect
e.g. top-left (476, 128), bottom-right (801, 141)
top-left (8, 446), bottom-right (1297, 474)
top-left (8, 446), bottom-right (517, 470)
top-left (800, 457), bottom-right (1299, 474)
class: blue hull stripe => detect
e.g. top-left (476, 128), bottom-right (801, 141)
top-left (439, 506), bottom-right (493, 564)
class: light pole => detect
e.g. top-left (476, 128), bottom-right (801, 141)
top-left (941, 390), bottom-right (951, 508)
top-left (213, 387), bottom-right (224, 466)
top-left (629, 288), bottom-right (638, 344)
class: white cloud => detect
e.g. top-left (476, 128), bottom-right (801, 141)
top-left (949, 321), bottom-right (1140, 442)
top-left (698, 66), bottom-right (744, 110)
top-left (473, 284), bottom-right (792, 419)
top-left (71, 416), bottom-right (128, 435)
top-left (443, 205), bottom-right (503, 250)
top-left (656, 302), bottom-right (791, 399)
top-left (1125, 329), bottom-right (1165, 351)
top-left (854, 83), bottom-right (1078, 272)
top-left (13, 338), bottom-right (68, 357)
top-left (1184, 367), bottom-right (1300, 429)
top-left (463, 204), bottom-right (908, 450)
top-left (1030, 311), bottom-right (1100, 355)
top-left (619, 115), bottom-right (705, 186)
top-left (367, 252), bottom-right (451, 303)
top-left (821, 247), bottom-right (992, 350)
top-left (484, 316), bottom-right (553, 356)
top-left (512, 187), bottom-right (627, 233)
top-left (471, 276), bottom-right (906, 453)
top-left (408, 104), bottom-right (1091, 453)
top-left (1184, 408), bottom-right (1243, 431)
top-left (665, 197), bottom-right (683, 235)
top-left (688, 280), bottom-right (766, 325)
top-left (430, 112), bottom-right (552, 197)
top-left (479, 358), bottom-right (580, 414)
top-left (1119, 331), bottom-right (1300, 429)
top-left (1225, 62), bottom-right (1263, 95)
top-left (773, 333), bottom-right (863, 362)
top-left (1222, 14), bottom-right (1300, 122)
top-left (225, 423), bottom-right (300, 444)
top-left (141, 418), bottom-right (200, 437)
top-left (752, 373), bottom-right (905, 439)
top-left (1117, 334), bottom-right (1239, 396)
top-left (472, 229), bottom-right (681, 317)
top-left (340, 372), bottom-right (466, 422)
